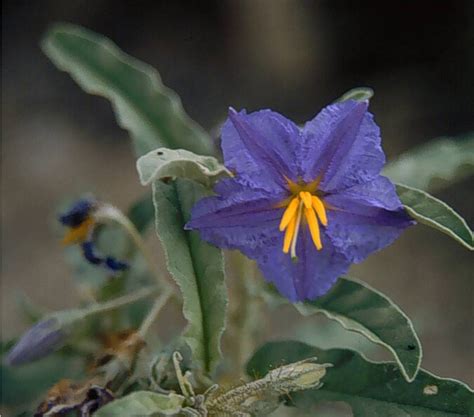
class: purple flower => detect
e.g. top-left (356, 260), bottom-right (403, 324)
top-left (186, 100), bottom-right (414, 301)
top-left (59, 198), bottom-right (96, 228)
top-left (59, 199), bottom-right (129, 274)
top-left (6, 318), bottom-right (66, 366)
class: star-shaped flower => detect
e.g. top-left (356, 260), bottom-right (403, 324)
top-left (186, 100), bottom-right (414, 301)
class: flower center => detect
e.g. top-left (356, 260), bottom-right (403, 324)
top-left (62, 217), bottom-right (95, 245)
top-left (278, 179), bottom-right (328, 259)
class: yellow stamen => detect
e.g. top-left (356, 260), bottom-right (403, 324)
top-left (283, 215), bottom-right (297, 253)
top-left (300, 191), bottom-right (312, 209)
top-left (279, 177), bottom-right (329, 256)
top-left (279, 197), bottom-right (300, 231)
top-left (305, 206), bottom-right (322, 250)
top-left (290, 200), bottom-right (304, 259)
top-left (311, 196), bottom-right (328, 226)
top-left (62, 217), bottom-right (94, 245)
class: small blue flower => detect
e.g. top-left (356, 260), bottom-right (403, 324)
top-left (60, 198), bottom-right (97, 245)
top-left (59, 198), bottom-right (96, 228)
top-left (59, 200), bottom-right (129, 274)
top-left (104, 256), bottom-right (129, 272)
top-left (6, 318), bottom-right (66, 366)
top-left (187, 100), bottom-right (414, 301)
top-left (81, 241), bottom-right (103, 265)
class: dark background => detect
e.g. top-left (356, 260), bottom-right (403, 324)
top-left (2, 0), bottom-right (473, 388)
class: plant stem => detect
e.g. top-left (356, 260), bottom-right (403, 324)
top-left (83, 285), bottom-right (158, 316)
top-left (95, 204), bottom-right (174, 293)
top-left (95, 204), bottom-right (175, 339)
top-left (138, 287), bottom-right (172, 338)
top-left (95, 203), bottom-right (175, 338)
top-left (225, 253), bottom-right (262, 379)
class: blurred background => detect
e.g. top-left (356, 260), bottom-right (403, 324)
top-left (2, 0), bottom-right (473, 393)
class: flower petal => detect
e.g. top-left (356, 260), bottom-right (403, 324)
top-left (324, 177), bottom-right (414, 263)
top-left (253, 229), bottom-right (351, 301)
top-left (186, 180), bottom-right (285, 251)
top-left (301, 100), bottom-right (384, 192)
top-left (222, 108), bottom-right (301, 191)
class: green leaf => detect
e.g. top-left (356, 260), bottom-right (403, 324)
top-left (247, 341), bottom-right (474, 417)
top-left (384, 135), bottom-right (474, 192)
top-left (95, 391), bottom-right (184, 417)
top-left (336, 87), bottom-right (374, 102)
top-left (207, 358), bottom-right (329, 416)
top-left (42, 23), bottom-right (214, 157)
top-left (128, 194), bottom-right (155, 234)
top-left (152, 179), bottom-right (227, 374)
top-left (296, 276), bottom-right (421, 382)
top-left (137, 147), bottom-right (230, 187)
top-left (396, 184), bottom-right (473, 250)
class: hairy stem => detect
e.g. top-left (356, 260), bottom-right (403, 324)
top-left (225, 253), bottom-right (263, 380)
top-left (83, 285), bottom-right (158, 316)
top-left (138, 287), bottom-right (173, 337)
top-left (95, 204), bottom-right (172, 289)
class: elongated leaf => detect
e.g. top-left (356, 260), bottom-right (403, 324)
top-left (152, 179), bottom-right (227, 374)
top-left (42, 23), bottom-right (214, 157)
top-left (247, 341), bottom-right (474, 417)
top-left (336, 87), bottom-right (374, 102)
top-left (95, 391), bottom-right (184, 417)
top-left (396, 184), bottom-right (473, 250)
top-left (207, 358), bottom-right (329, 416)
top-left (385, 135), bottom-right (474, 192)
top-left (296, 276), bottom-right (421, 382)
top-left (42, 20), bottom-right (227, 376)
top-left (137, 147), bottom-right (230, 187)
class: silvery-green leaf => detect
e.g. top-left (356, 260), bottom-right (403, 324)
top-left (397, 184), bottom-right (473, 250)
top-left (384, 135), bottom-right (474, 192)
top-left (336, 87), bottom-right (374, 102)
top-left (247, 341), bottom-right (474, 417)
top-left (42, 23), bottom-right (214, 157)
top-left (94, 391), bottom-right (184, 417)
top-left (152, 179), bottom-right (227, 374)
top-left (137, 147), bottom-right (230, 187)
top-left (207, 357), bottom-right (329, 416)
top-left (296, 276), bottom-right (421, 382)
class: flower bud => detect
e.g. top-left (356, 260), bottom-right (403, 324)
top-left (6, 318), bottom-right (66, 366)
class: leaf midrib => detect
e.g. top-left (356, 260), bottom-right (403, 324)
top-left (174, 183), bottom-right (211, 372)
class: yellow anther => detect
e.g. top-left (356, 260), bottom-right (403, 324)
top-left (280, 178), bottom-right (329, 256)
top-left (283, 215), bottom-right (297, 253)
top-left (62, 217), bottom-right (94, 245)
top-left (279, 197), bottom-right (300, 231)
top-left (290, 201), bottom-right (304, 259)
top-left (311, 196), bottom-right (328, 226)
top-left (300, 191), bottom-right (312, 209)
top-left (305, 207), bottom-right (322, 250)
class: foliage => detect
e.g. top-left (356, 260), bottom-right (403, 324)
top-left (2, 23), bottom-right (473, 417)
top-left (296, 276), bottom-right (422, 382)
top-left (247, 341), bottom-right (474, 417)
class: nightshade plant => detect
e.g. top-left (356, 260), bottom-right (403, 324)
top-left (2, 23), bottom-right (473, 417)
